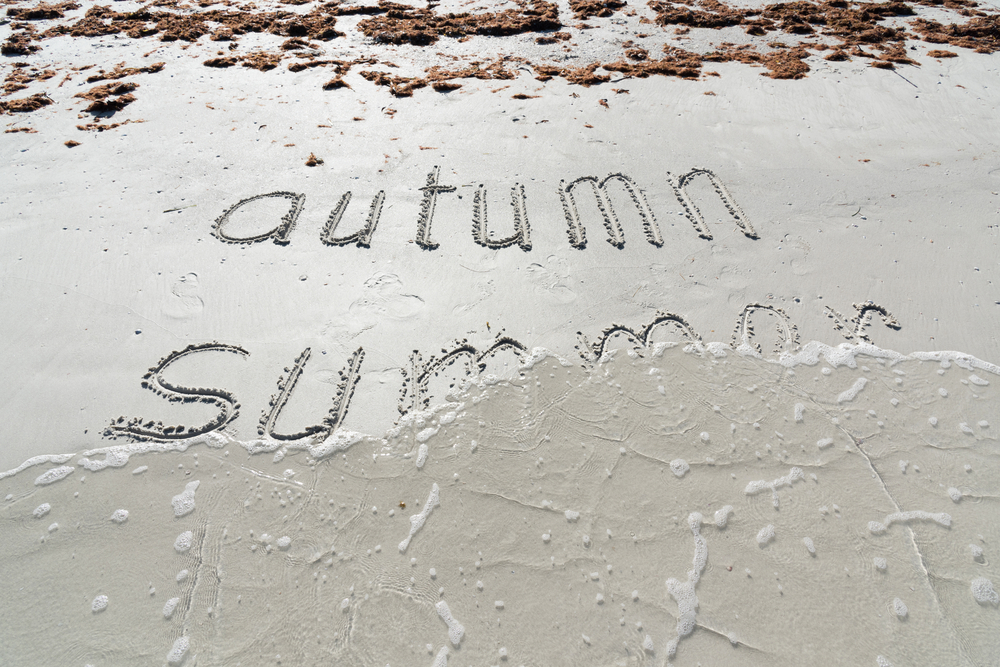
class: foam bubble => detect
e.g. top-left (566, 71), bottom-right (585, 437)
top-left (948, 487), bottom-right (962, 502)
top-left (892, 597), bottom-right (907, 619)
top-left (435, 600), bottom-right (464, 646)
top-left (171, 480), bottom-right (200, 517)
top-left (745, 467), bottom-right (804, 509)
top-left (971, 578), bottom-right (998, 606)
top-left (714, 505), bottom-right (733, 528)
top-left (163, 597), bottom-right (180, 619)
top-left (642, 634), bottom-right (654, 652)
top-left (431, 646), bottom-right (449, 667)
top-left (971, 544), bottom-right (984, 562)
top-left (111, 509), bottom-right (128, 524)
top-left (174, 531), bottom-right (193, 553)
top-left (132, 466), bottom-right (148, 475)
top-left (564, 509), bottom-right (580, 522)
top-left (91, 595), bottom-right (108, 613)
top-left (398, 483), bottom-right (440, 552)
top-left (416, 444), bottom-right (428, 469)
top-left (803, 537), bottom-right (815, 555)
top-left (877, 657), bottom-right (893, 667)
top-left (816, 438), bottom-right (834, 449)
top-left (837, 377), bottom-right (868, 403)
top-left (874, 557), bottom-right (887, 571)
top-left (928, 417), bottom-right (938, 426)
top-left (48, 522), bottom-right (58, 532)
top-left (32, 503), bottom-right (51, 518)
top-left (757, 525), bottom-right (776, 546)
top-left (34, 466), bottom-right (74, 486)
top-left (176, 569), bottom-right (189, 583)
top-left (166, 636), bottom-right (189, 665)
top-left (794, 403), bottom-right (804, 422)
top-left (670, 459), bottom-right (690, 478)
top-left (869, 510), bottom-right (951, 534)
top-left (277, 536), bottom-right (291, 550)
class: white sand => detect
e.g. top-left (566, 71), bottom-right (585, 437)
top-left (2, 0), bottom-right (999, 663)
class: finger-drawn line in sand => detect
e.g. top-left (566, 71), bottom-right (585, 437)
top-left (416, 166), bottom-right (457, 250)
top-left (558, 173), bottom-right (662, 249)
top-left (472, 183), bottom-right (532, 251)
top-left (670, 168), bottom-right (758, 241)
top-left (732, 303), bottom-right (800, 355)
top-left (825, 301), bottom-right (902, 343)
top-left (399, 336), bottom-right (528, 414)
top-left (105, 343), bottom-right (248, 441)
top-left (321, 191), bottom-right (385, 247)
top-left (257, 347), bottom-right (365, 441)
top-left (211, 191), bottom-right (305, 245)
top-left (576, 311), bottom-right (701, 363)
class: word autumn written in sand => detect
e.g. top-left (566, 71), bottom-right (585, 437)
top-left (210, 166), bottom-right (758, 250)
top-left (104, 302), bottom-right (902, 443)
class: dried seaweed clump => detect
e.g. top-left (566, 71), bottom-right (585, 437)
top-left (534, 62), bottom-right (611, 85)
top-left (75, 81), bottom-right (139, 113)
top-left (569, 0), bottom-right (628, 20)
top-left (2, 27), bottom-right (40, 55)
top-left (358, 0), bottom-right (560, 46)
top-left (360, 59), bottom-right (518, 96)
top-left (86, 61), bottom-right (165, 83)
top-left (0, 93), bottom-right (53, 114)
top-left (911, 14), bottom-right (1000, 52)
top-left (204, 52), bottom-right (283, 70)
top-left (604, 45), bottom-right (703, 78)
top-left (6, 2), bottom-right (80, 20)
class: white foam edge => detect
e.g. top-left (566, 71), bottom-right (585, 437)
top-left (2, 339), bottom-right (997, 483)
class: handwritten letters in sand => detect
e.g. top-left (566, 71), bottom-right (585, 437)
top-left (211, 166), bottom-right (757, 250)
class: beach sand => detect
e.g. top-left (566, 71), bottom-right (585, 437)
top-left (2, 0), bottom-right (999, 664)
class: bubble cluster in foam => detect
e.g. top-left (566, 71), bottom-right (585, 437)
top-left (803, 537), bottom-right (815, 555)
top-left (874, 557), bottom-right (887, 571)
top-left (399, 483), bottom-right (440, 552)
top-left (970, 544), bottom-right (984, 562)
top-left (714, 505), bottom-right (733, 528)
top-left (91, 595), bottom-right (108, 613)
top-left (32, 503), bottom-right (51, 518)
top-left (837, 377), bottom-right (868, 403)
top-left (416, 444), bottom-right (429, 469)
top-left (174, 530), bottom-right (193, 553)
top-left (431, 646), bottom-right (449, 667)
top-left (664, 512), bottom-right (708, 661)
top-left (171, 480), bottom-right (200, 517)
top-left (163, 597), bottom-right (180, 619)
top-left (166, 636), bottom-right (189, 665)
top-left (435, 600), bottom-right (465, 646)
top-left (34, 466), bottom-right (74, 486)
top-left (868, 511), bottom-right (951, 535)
top-left (110, 509), bottom-right (128, 524)
top-left (892, 598), bottom-right (907, 619)
top-left (745, 467), bottom-right (804, 508)
top-left (670, 459), bottom-right (690, 478)
top-left (757, 524), bottom-right (776, 546)
top-left (971, 578), bottom-right (998, 606)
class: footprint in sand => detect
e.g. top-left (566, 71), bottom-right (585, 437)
top-left (162, 273), bottom-right (204, 319)
top-left (526, 255), bottom-right (576, 304)
top-left (322, 273), bottom-right (425, 343)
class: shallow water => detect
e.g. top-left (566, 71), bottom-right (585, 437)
top-left (1, 342), bottom-right (997, 666)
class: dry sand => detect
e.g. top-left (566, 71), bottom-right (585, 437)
top-left (2, 0), bottom-right (999, 664)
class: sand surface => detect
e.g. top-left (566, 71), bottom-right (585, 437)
top-left (2, 0), bottom-right (1000, 664)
